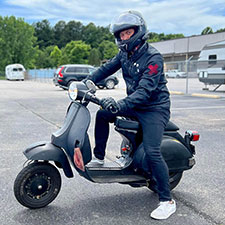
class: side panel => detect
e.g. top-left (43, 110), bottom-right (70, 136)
top-left (161, 137), bottom-right (193, 171)
top-left (132, 136), bottom-right (194, 172)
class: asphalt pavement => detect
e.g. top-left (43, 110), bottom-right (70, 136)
top-left (0, 79), bottom-right (225, 225)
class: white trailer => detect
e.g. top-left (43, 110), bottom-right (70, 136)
top-left (5, 64), bottom-right (25, 81)
top-left (197, 40), bottom-right (225, 91)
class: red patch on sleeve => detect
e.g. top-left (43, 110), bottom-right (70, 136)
top-left (148, 64), bottom-right (159, 75)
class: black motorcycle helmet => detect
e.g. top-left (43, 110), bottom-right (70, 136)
top-left (110, 10), bottom-right (148, 52)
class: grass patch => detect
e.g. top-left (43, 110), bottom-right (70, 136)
top-left (0, 76), bottom-right (5, 80)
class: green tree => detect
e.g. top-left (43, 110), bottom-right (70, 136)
top-left (88, 48), bottom-right (101, 66)
top-left (163, 33), bottom-right (184, 40)
top-left (64, 21), bottom-right (83, 43)
top-left (0, 16), bottom-right (36, 71)
top-left (33, 19), bottom-right (54, 48)
top-left (82, 23), bottom-right (114, 48)
top-left (53, 20), bottom-right (66, 48)
top-left (148, 32), bottom-right (184, 43)
top-left (148, 32), bottom-right (161, 43)
top-left (33, 46), bottom-right (55, 68)
top-left (216, 28), bottom-right (225, 33)
top-left (70, 41), bottom-right (91, 64)
top-left (98, 40), bottom-right (118, 60)
top-left (82, 23), bottom-right (101, 48)
top-left (62, 40), bottom-right (91, 64)
top-left (50, 46), bottom-right (62, 67)
top-left (99, 25), bottom-right (114, 42)
top-left (201, 27), bottom-right (213, 35)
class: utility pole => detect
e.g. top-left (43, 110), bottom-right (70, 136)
top-left (186, 55), bottom-right (193, 94)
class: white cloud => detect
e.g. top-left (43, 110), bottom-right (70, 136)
top-left (4, 0), bottom-right (225, 35)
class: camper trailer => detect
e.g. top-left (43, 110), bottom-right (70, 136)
top-left (5, 64), bottom-right (25, 81)
top-left (197, 40), bottom-right (225, 91)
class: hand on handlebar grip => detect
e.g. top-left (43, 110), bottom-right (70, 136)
top-left (109, 105), bottom-right (119, 114)
top-left (100, 97), bottom-right (119, 114)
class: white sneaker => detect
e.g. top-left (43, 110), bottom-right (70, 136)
top-left (90, 156), bottom-right (104, 165)
top-left (150, 200), bottom-right (176, 220)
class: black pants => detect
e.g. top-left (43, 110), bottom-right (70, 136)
top-left (93, 107), bottom-right (171, 201)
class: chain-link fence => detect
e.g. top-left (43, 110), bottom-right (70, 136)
top-left (26, 68), bottom-right (56, 83)
top-left (24, 60), bottom-right (225, 93)
top-left (164, 60), bottom-right (198, 77)
top-left (25, 61), bottom-right (199, 83)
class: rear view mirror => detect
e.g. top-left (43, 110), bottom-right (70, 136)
top-left (86, 80), bottom-right (96, 93)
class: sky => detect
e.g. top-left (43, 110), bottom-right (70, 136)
top-left (1, 0), bottom-right (225, 36)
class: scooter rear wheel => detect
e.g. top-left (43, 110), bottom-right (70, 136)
top-left (169, 172), bottom-right (183, 190)
top-left (148, 172), bottom-right (183, 192)
top-left (14, 161), bottom-right (61, 209)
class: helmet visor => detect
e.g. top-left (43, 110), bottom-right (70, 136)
top-left (110, 12), bottom-right (144, 34)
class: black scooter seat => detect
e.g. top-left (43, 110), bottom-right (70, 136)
top-left (115, 118), bottom-right (140, 130)
top-left (115, 118), bottom-right (179, 131)
top-left (165, 121), bottom-right (179, 131)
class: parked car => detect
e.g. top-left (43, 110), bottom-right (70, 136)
top-left (165, 70), bottom-right (187, 78)
top-left (53, 64), bottom-right (119, 89)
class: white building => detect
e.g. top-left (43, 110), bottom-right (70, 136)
top-left (150, 32), bottom-right (225, 62)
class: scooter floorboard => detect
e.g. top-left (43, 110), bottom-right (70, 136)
top-left (85, 158), bottom-right (145, 183)
top-left (86, 160), bottom-right (122, 170)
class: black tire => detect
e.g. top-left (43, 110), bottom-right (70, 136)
top-left (105, 79), bottom-right (115, 89)
top-left (14, 162), bottom-right (61, 209)
top-left (169, 172), bottom-right (183, 190)
top-left (97, 85), bottom-right (104, 89)
top-left (148, 172), bottom-right (183, 192)
top-left (67, 80), bottom-right (76, 88)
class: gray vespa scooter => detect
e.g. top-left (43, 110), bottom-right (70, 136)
top-left (14, 81), bottom-right (200, 209)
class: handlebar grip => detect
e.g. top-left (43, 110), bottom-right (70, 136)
top-left (90, 95), bottom-right (100, 105)
top-left (109, 105), bottom-right (118, 114)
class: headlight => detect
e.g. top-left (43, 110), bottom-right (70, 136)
top-left (68, 81), bottom-right (78, 100)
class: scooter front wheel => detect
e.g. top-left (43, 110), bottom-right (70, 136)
top-left (14, 161), bottom-right (61, 209)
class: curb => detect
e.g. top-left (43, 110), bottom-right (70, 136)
top-left (170, 91), bottom-right (221, 98)
top-left (169, 91), bottom-right (184, 95)
top-left (191, 93), bottom-right (221, 99)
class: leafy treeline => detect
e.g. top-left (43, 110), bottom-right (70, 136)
top-left (0, 16), bottom-right (35, 72)
top-left (201, 26), bottom-right (225, 35)
top-left (29, 19), bottom-right (119, 69)
top-left (0, 15), bottom-right (225, 72)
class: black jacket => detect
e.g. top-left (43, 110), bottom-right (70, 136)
top-left (91, 42), bottom-right (170, 111)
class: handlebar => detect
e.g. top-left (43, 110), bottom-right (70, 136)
top-left (73, 81), bottom-right (118, 113)
top-left (84, 92), bottom-right (118, 114)
top-left (84, 91), bottom-right (101, 105)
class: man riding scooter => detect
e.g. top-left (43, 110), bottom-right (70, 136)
top-left (79, 10), bottom-right (176, 220)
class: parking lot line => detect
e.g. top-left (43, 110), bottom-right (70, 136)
top-left (173, 105), bottom-right (225, 110)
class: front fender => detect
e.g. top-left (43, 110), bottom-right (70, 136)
top-left (24, 141), bottom-right (73, 178)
